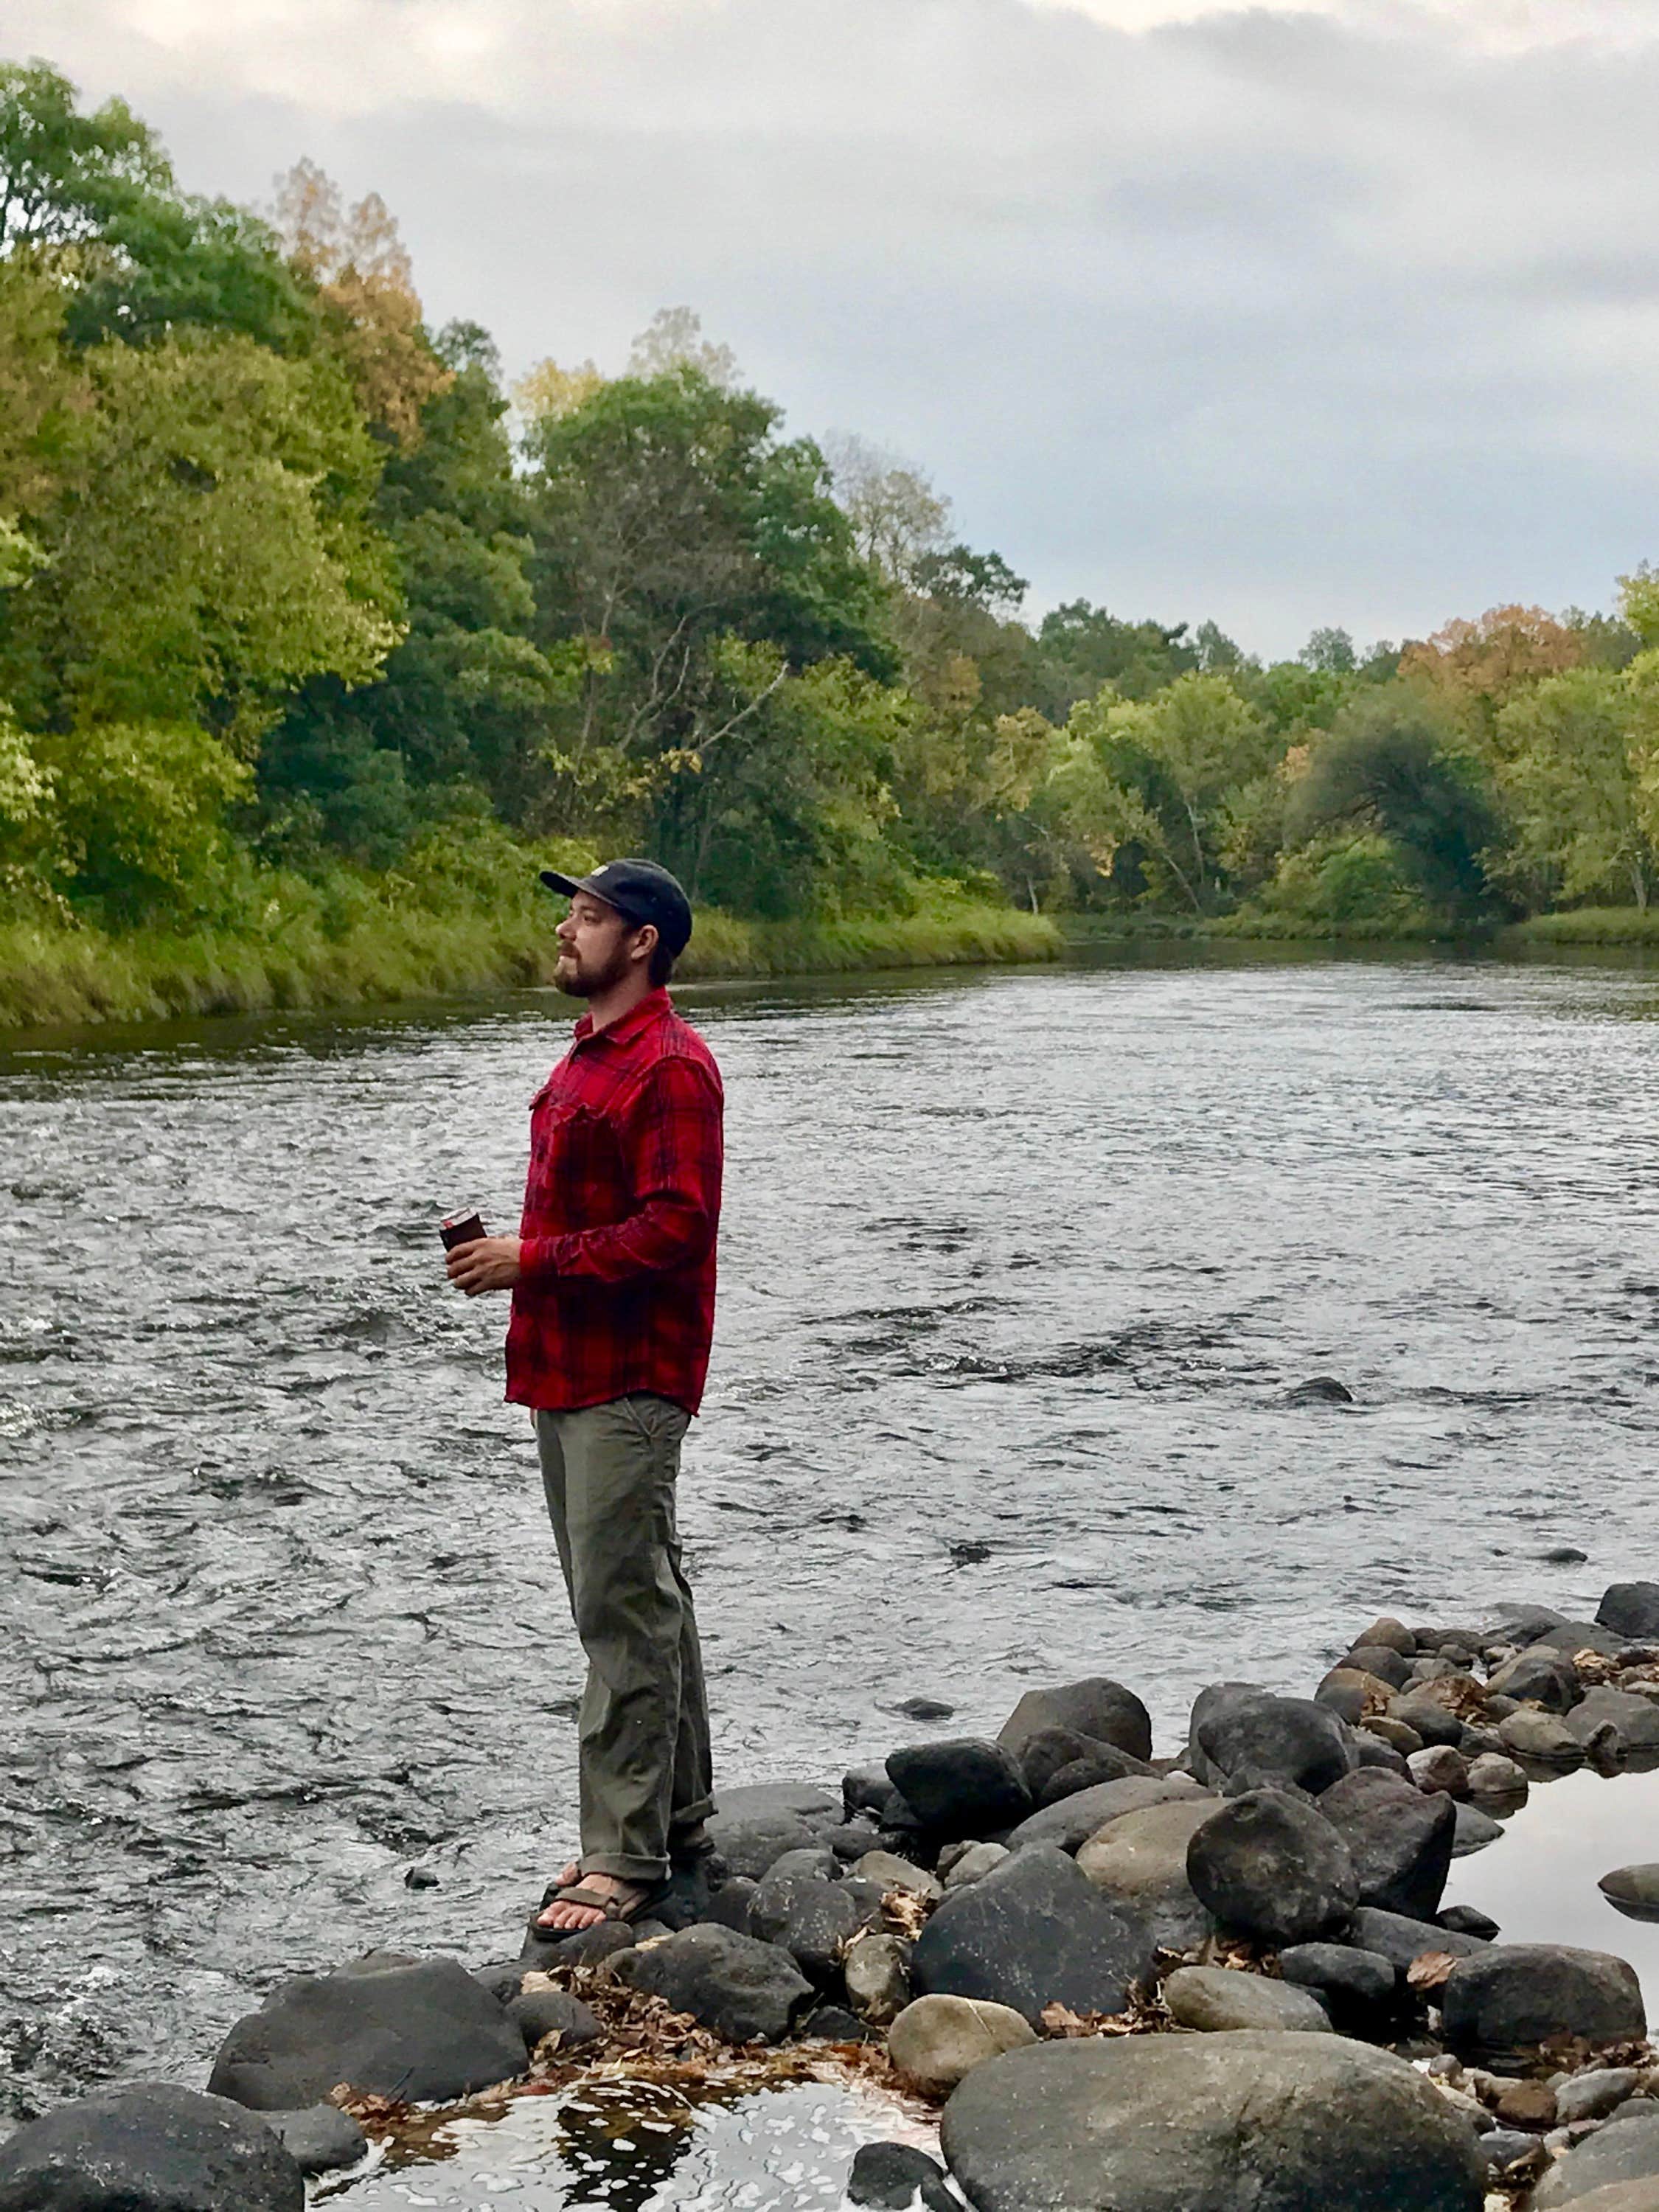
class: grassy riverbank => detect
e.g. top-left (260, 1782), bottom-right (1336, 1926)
top-left (0, 896), bottom-right (1061, 1032)
top-left (1065, 905), bottom-right (1659, 950)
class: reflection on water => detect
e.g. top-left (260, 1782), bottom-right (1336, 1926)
top-left (2, 942), bottom-right (1658, 2120)
top-left (320, 2077), bottom-right (939, 2210)
top-left (1443, 1765), bottom-right (1659, 2011)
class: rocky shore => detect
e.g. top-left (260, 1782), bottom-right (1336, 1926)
top-left (12, 1582), bottom-right (1659, 2209)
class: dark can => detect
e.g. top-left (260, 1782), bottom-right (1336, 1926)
top-left (439, 1209), bottom-right (487, 1251)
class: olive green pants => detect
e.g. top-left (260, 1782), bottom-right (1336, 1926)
top-left (535, 1394), bottom-right (714, 1882)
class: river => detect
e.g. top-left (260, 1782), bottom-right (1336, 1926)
top-left (1, 941), bottom-right (1655, 2126)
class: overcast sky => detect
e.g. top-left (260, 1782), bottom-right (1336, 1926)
top-left (11, 0), bottom-right (1659, 655)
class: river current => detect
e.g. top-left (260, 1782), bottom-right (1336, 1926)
top-left (1, 943), bottom-right (1655, 2125)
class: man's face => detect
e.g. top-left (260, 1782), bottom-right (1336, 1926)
top-left (554, 891), bottom-right (645, 998)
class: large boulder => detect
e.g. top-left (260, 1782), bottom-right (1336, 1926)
top-left (998, 1679), bottom-right (1154, 1764)
top-left (1599, 1585), bottom-right (1659, 1642)
top-left (1566, 1687), bottom-right (1659, 1754)
top-left (0, 2084), bottom-right (305, 2212)
top-left (1528, 2112), bottom-right (1659, 2208)
top-left (1499, 1709), bottom-right (1586, 1766)
top-left (208, 1956), bottom-right (526, 2110)
top-left (611, 1923), bottom-right (813, 2042)
top-left (749, 1865), bottom-right (882, 1981)
top-left (1162, 1964), bottom-right (1332, 2034)
top-left (1004, 1775), bottom-right (1210, 1856)
top-left (1186, 1789), bottom-right (1358, 1946)
top-left (1486, 1646), bottom-right (1581, 1711)
top-left (887, 1994), bottom-right (1037, 2094)
top-left (939, 2031), bottom-right (1486, 2212)
top-left (1317, 1766), bottom-right (1456, 1919)
top-left (1075, 1799), bottom-right (1217, 1950)
top-left (1439, 1944), bottom-right (1646, 2065)
top-left (910, 1843), bottom-right (1155, 2025)
top-left (708, 1781), bottom-right (841, 1879)
top-left (1189, 1686), bottom-right (1357, 1797)
top-left (885, 1739), bottom-right (1031, 1838)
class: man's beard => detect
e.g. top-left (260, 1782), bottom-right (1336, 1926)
top-left (555, 942), bottom-right (633, 999)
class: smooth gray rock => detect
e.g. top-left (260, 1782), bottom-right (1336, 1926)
top-left (888, 1994), bottom-right (1037, 2093)
top-left (1441, 1944), bottom-right (1645, 2065)
top-left (852, 1850), bottom-right (942, 1902)
top-left (1499, 1709), bottom-right (1586, 1767)
top-left (1348, 1906), bottom-right (1489, 1983)
top-left (847, 2140), bottom-right (959, 2211)
top-left (1321, 1762), bottom-right (1460, 1916)
top-left (507, 1989), bottom-right (602, 2053)
top-left (843, 1932), bottom-right (912, 2025)
top-left (708, 1781), bottom-right (841, 1879)
top-left (1390, 1691), bottom-right (1468, 1747)
top-left (1599, 1585), bottom-right (1659, 1642)
top-left (208, 1956), bottom-right (526, 2110)
top-left (1487, 1647), bottom-right (1582, 1711)
top-left (1278, 1941), bottom-right (1397, 2027)
top-left (1467, 1753), bottom-right (1529, 1800)
top-left (1018, 1725), bottom-right (1150, 1801)
top-left (1163, 1964), bottom-right (1332, 2033)
top-left (521, 1915), bottom-right (636, 1968)
top-left (997, 1678), bottom-right (1154, 1764)
top-left (1189, 1686), bottom-right (1357, 1797)
top-left (939, 2030), bottom-right (1487, 2212)
top-left (1601, 1865), bottom-right (1659, 1922)
top-left (611, 1923), bottom-right (813, 2042)
top-left (0, 2084), bottom-right (305, 2212)
top-left (1344, 1644), bottom-right (1413, 1689)
top-left (260, 2105), bottom-right (368, 2178)
top-left (886, 1739), bottom-right (1031, 1838)
top-left (1556, 2070), bottom-right (1644, 2125)
top-left (1568, 1688), bottom-right (1659, 1753)
top-left (1004, 1773), bottom-right (1211, 1855)
top-left (1451, 1800), bottom-right (1506, 1856)
top-left (1528, 2113), bottom-right (1659, 2206)
top-left (700, 1874), bottom-right (758, 1933)
top-left (1534, 1623), bottom-right (1627, 1660)
top-left (1186, 1787), bottom-right (1359, 1945)
top-left (1354, 1615), bottom-right (1416, 1655)
top-left (944, 1841), bottom-right (1009, 1889)
top-left (1075, 1799), bottom-right (1217, 1950)
top-left (1410, 1744), bottom-right (1471, 1796)
top-left (750, 1866), bottom-right (881, 1981)
top-left (911, 1843), bottom-right (1155, 2025)
top-left (1440, 1903), bottom-right (1501, 1940)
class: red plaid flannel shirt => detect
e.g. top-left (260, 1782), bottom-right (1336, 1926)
top-left (504, 989), bottom-right (723, 1416)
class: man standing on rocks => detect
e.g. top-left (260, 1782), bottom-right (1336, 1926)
top-left (446, 858), bottom-right (723, 1933)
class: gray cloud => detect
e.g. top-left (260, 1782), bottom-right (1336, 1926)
top-left (9, 0), bottom-right (1659, 653)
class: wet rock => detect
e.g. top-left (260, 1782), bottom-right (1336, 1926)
top-left (708, 1781), bottom-right (840, 1878)
top-left (1390, 1691), bottom-right (1468, 1747)
top-left (1348, 1905), bottom-right (1489, 1983)
top-left (1164, 1964), bottom-right (1332, 2033)
top-left (1499, 1710), bottom-right (1587, 1767)
top-left (1279, 1941), bottom-right (1397, 2028)
top-left (1186, 1787), bottom-right (1359, 1945)
top-left (209, 1956), bottom-right (526, 2110)
top-left (260, 2105), bottom-right (367, 2177)
top-left (1004, 1773), bottom-right (1211, 1855)
top-left (803, 2003), bottom-right (874, 2041)
top-left (1600, 1866), bottom-right (1659, 1921)
top-left (886, 1739), bottom-right (1031, 1838)
top-left (1075, 1798), bottom-right (1217, 1950)
top-left (1557, 2070), bottom-right (1644, 2126)
top-left (997, 1678), bottom-right (1154, 1764)
top-left (751, 1866), bottom-right (881, 1981)
top-left (1599, 1585), bottom-right (1659, 1642)
top-left (843, 1765), bottom-right (914, 1829)
top-left (943, 1841), bottom-right (1009, 1889)
top-left (1568, 1688), bottom-right (1659, 1754)
top-left (1318, 1767), bottom-right (1456, 1919)
top-left (1356, 1616), bottom-right (1417, 1655)
top-left (0, 2083), bottom-right (305, 2211)
top-left (1441, 1903), bottom-right (1501, 1939)
top-left (700, 1875), bottom-right (758, 1933)
top-left (1441, 1945), bottom-right (1645, 2065)
top-left (1287, 1374), bottom-right (1355, 1403)
top-left (1345, 1644), bottom-right (1414, 1689)
top-left (910, 1843), bottom-right (1155, 2024)
top-left (844, 1932), bottom-right (912, 2025)
top-left (1189, 1685), bottom-right (1358, 1797)
top-left (939, 2031), bottom-right (1487, 2212)
top-left (1488, 1647), bottom-right (1582, 1711)
top-left (846, 2140), bottom-right (959, 2210)
top-left (1528, 2112), bottom-right (1659, 2206)
top-left (1411, 1744), bottom-right (1471, 1796)
top-left (1467, 1753), bottom-right (1529, 1801)
top-left (1452, 1801), bottom-right (1506, 1855)
top-left (852, 1849), bottom-right (942, 1902)
top-left (888, 1994), bottom-right (1037, 2094)
top-left (611, 1924), bottom-right (813, 2043)
top-left (507, 1989), bottom-right (601, 2053)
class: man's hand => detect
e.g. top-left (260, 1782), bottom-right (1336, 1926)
top-left (445, 1234), bottom-right (524, 1295)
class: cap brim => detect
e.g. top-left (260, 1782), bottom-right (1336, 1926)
top-left (538, 870), bottom-right (585, 896)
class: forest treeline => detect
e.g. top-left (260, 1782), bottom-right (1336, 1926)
top-left (2, 61), bottom-right (1658, 1027)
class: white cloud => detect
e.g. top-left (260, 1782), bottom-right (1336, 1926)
top-left (9, 0), bottom-right (1659, 649)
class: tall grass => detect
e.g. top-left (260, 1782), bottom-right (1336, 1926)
top-left (0, 897), bottom-right (1061, 1032)
top-left (1500, 907), bottom-right (1659, 947)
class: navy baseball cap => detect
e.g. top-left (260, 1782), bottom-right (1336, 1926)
top-left (538, 856), bottom-right (694, 956)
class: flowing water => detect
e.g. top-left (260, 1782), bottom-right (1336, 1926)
top-left (3, 941), bottom-right (1657, 2178)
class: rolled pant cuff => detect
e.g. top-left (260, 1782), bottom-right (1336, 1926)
top-left (581, 1854), bottom-right (669, 1883)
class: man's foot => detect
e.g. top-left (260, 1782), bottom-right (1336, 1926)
top-left (535, 1871), bottom-right (661, 1934)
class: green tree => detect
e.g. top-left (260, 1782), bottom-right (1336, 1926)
top-left (1495, 661), bottom-right (1656, 909)
top-left (1029, 600), bottom-right (1197, 716)
top-left (38, 717), bottom-right (251, 921)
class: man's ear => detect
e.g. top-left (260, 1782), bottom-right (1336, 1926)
top-left (630, 922), bottom-right (660, 968)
